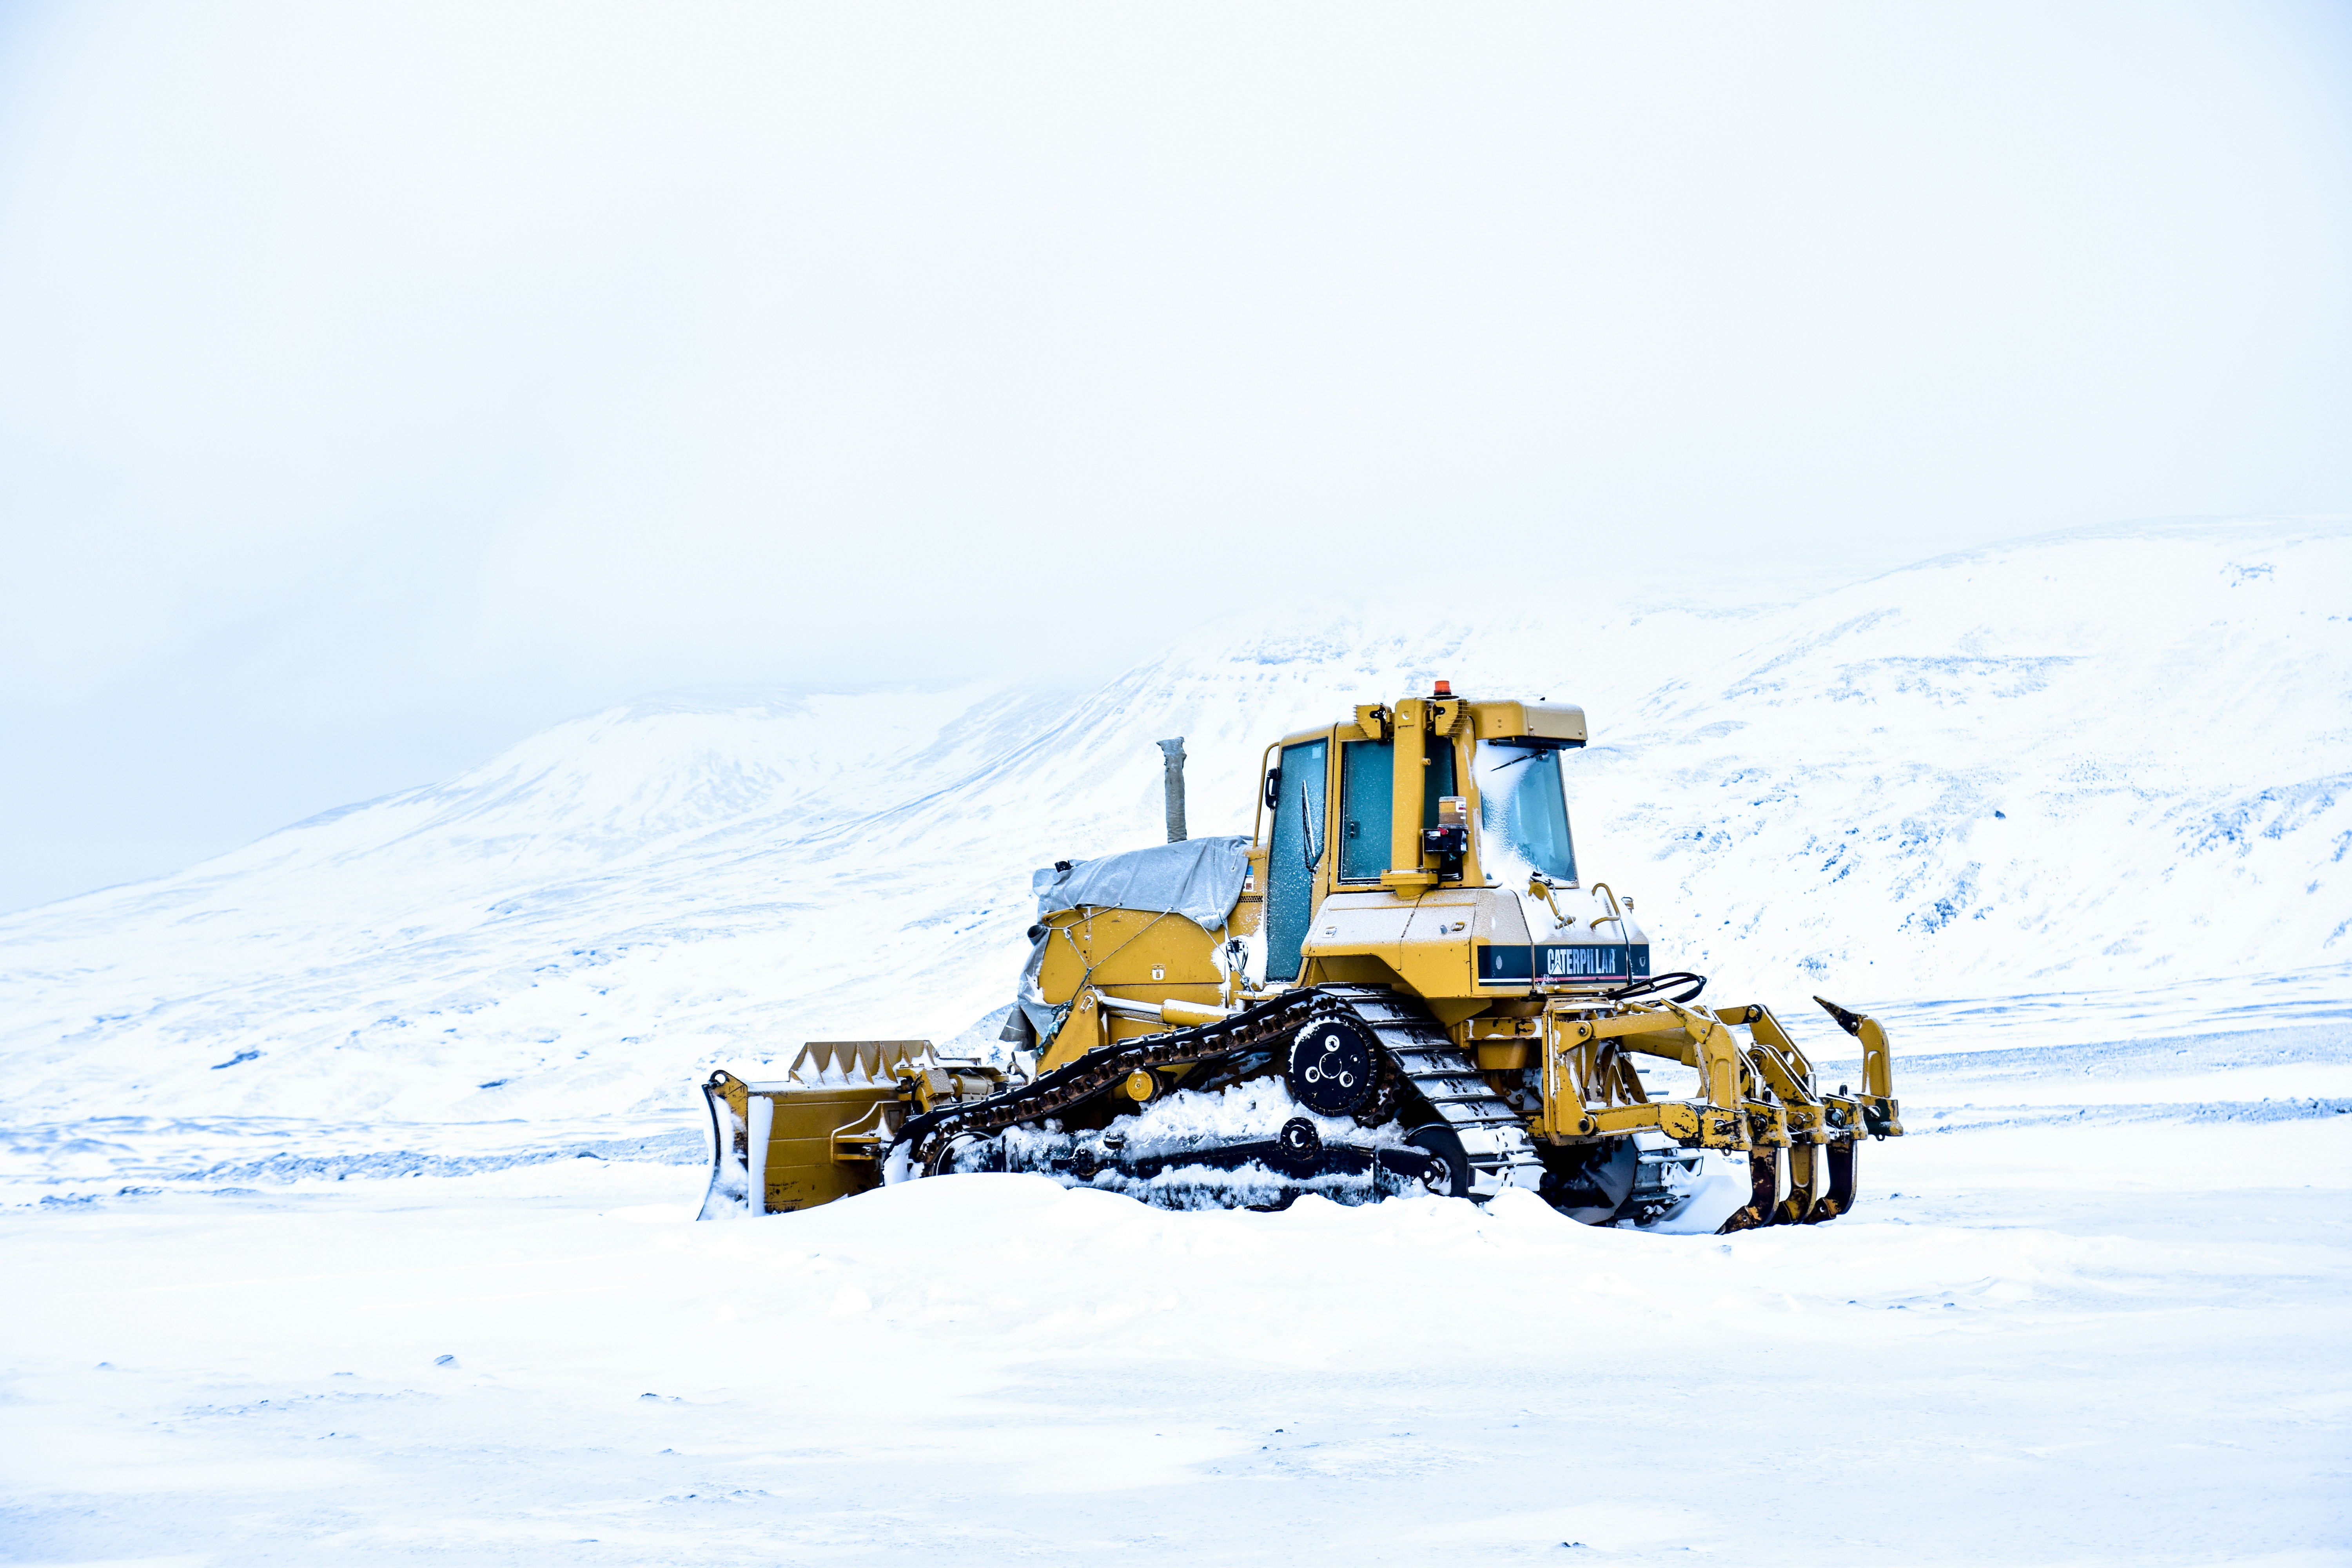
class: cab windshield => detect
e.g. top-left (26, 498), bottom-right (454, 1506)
top-left (1473, 741), bottom-right (1577, 883)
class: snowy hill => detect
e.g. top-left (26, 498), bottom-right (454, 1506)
top-left (2, 517), bottom-right (2347, 1158)
top-left (1585, 517), bottom-right (2352, 1009)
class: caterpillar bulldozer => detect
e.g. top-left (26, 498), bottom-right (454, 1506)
top-left (700, 685), bottom-right (1902, 1233)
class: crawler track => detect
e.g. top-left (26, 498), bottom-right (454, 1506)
top-left (1319, 985), bottom-right (1546, 1196)
top-left (898, 984), bottom-right (1546, 1199)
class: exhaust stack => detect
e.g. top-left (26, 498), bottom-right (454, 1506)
top-left (1157, 737), bottom-right (1188, 842)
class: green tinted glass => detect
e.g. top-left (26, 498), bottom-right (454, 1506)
top-left (1339, 741), bottom-right (1392, 881)
top-left (1265, 739), bottom-right (1328, 981)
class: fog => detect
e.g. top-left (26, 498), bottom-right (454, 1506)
top-left (2, 1), bottom-right (2348, 912)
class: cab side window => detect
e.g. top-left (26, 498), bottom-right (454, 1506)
top-left (1265, 739), bottom-right (1328, 981)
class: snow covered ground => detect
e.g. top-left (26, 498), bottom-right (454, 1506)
top-left (4, 517), bottom-right (2350, 1562)
top-left (6, 1027), bottom-right (2348, 1565)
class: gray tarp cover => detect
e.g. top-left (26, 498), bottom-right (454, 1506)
top-left (1030, 835), bottom-right (1250, 930)
top-left (1011, 835), bottom-right (1250, 1046)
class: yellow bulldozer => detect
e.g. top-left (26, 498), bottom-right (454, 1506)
top-left (700, 684), bottom-right (1901, 1232)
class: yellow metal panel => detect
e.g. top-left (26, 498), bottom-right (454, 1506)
top-left (1035, 909), bottom-right (1219, 998)
top-left (1032, 906), bottom-right (1227, 1069)
top-left (750, 1084), bottom-right (899, 1211)
top-left (1468, 701), bottom-right (1588, 745)
top-left (1383, 697), bottom-right (1434, 893)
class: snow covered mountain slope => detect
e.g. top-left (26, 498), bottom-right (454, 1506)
top-left (1, 518), bottom-right (2346, 1144)
top-left (1579, 517), bottom-right (2352, 995)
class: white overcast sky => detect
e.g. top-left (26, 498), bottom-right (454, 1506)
top-left (2, 1), bottom-right (2349, 913)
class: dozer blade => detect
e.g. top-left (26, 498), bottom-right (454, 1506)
top-left (698, 1043), bottom-right (930, 1218)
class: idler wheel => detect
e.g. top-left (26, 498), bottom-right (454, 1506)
top-left (923, 1131), bottom-right (997, 1178)
top-left (1272, 1116), bottom-right (1323, 1174)
top-left (1405, 1123), bottom-right (1472, 1198)
top-left (1286, 1018), bottom-right (1375, 1116)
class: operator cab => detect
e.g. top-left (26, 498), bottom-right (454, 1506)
top-left (1258, 686), bottom-right (1593, 984)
